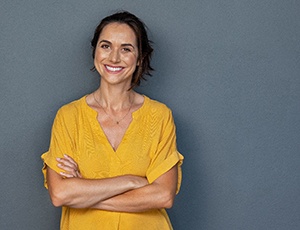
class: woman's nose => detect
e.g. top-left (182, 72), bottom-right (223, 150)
top-left (109, 49), bottom-right (120, 63)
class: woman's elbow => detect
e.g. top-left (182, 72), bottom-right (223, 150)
top-left (48, 187), bottom-right (67, 207)
top-left (50, 196), bottom-right (64, 207)
top-left (50, 198), bottom-right (62, 208)
top-left (161, 190), bottom-right (176, 209)
top-left (164, 197), bottom-right (175, 209)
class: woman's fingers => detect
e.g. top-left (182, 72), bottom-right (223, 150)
top-left (63, 154), bottom-right (78, 165)
top-left (57, 154), bottom-right (78, 168)
top-left (59, 171), bottom-right (76, 178)
top-left (76, 170), bottom-right (82, 178)
top-left (56, 154), bottom-right (82, 178)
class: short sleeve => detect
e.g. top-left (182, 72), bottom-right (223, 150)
top-left (146, 109), bottom-right (184, 194)
top-left (41, 107), bottom-right (76, 189)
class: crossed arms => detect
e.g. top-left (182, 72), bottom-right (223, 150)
top-left (46, 154), bottom-right (178, 212)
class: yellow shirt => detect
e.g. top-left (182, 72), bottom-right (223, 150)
top-left (41, 95), bottom-right (184, 230)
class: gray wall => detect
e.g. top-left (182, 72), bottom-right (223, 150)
top-left (1, 1), bottom-right (299, 229)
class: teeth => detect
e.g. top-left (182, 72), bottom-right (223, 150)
top-left (106, 65), bottom-right (123, 72)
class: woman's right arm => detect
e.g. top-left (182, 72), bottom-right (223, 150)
top-left (46, 166), bottom-right (148, 209)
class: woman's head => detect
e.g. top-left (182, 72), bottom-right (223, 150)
top-left (91, 11), bottom-right (154, 88)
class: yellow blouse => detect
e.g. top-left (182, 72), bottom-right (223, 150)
top-left (41, 95), bottom-right (183, 230)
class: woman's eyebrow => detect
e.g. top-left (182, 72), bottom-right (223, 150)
top-left (99, 40), bottom-right (135, 48)
top-left (98, 39), bottom-right (111, 44)
top-left (121, 43), bottom-right (135, 48)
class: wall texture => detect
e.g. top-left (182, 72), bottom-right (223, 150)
top-left (1, 1), bottom-right (299, 229)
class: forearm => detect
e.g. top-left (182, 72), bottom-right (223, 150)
top-left (47, 167), bottom-right (147, 209)
top-left (91, 165), bottom-right (178, 212)
top-left (91, 183), bottom-right (174, 212)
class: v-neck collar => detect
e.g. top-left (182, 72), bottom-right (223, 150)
top-left (82, 94), bottom-right (148, 153)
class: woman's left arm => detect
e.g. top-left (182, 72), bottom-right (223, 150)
top-left (91, 164), bottom-right (178, 212)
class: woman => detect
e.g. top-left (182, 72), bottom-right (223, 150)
top-left (41, 11), bottom-right (183, 230)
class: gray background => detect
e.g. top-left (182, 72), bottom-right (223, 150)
top-left (1, 0), bottom-right (299, 229)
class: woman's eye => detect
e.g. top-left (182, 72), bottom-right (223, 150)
top-left (101, 44), bottom-right (110, 49)
top-left (122, 47), bottom-right (131, 52)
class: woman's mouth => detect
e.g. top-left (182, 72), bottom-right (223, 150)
top-left (105, 65), bottom-right (124, 73)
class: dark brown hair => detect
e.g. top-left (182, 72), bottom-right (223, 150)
top-left (91, 11), bottom-right (154, 88)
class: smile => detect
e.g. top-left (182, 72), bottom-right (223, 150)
top-left (105, 65), bottom-right (124, 72)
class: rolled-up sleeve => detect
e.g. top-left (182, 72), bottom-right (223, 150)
top-left (41, 107), bottom-right (76, 189)
top-left (146, 109), bottom-right (184, 194)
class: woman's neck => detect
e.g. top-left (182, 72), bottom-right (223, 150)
top-left (95, 84), bottom-right (134, 111)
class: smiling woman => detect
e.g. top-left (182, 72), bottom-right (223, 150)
top-left (41, 11), bottom-right (183, 230)
top-left (94, 23), bottom-right (139, 87)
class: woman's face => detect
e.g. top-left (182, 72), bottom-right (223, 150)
top-left (94, 22), bottom-right (139, 87)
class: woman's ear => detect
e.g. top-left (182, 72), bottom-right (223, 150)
top-left (137, 57), bottom-right (143, 66)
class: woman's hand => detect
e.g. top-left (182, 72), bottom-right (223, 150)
top-left (56, 154), bottom-right (82, 178)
